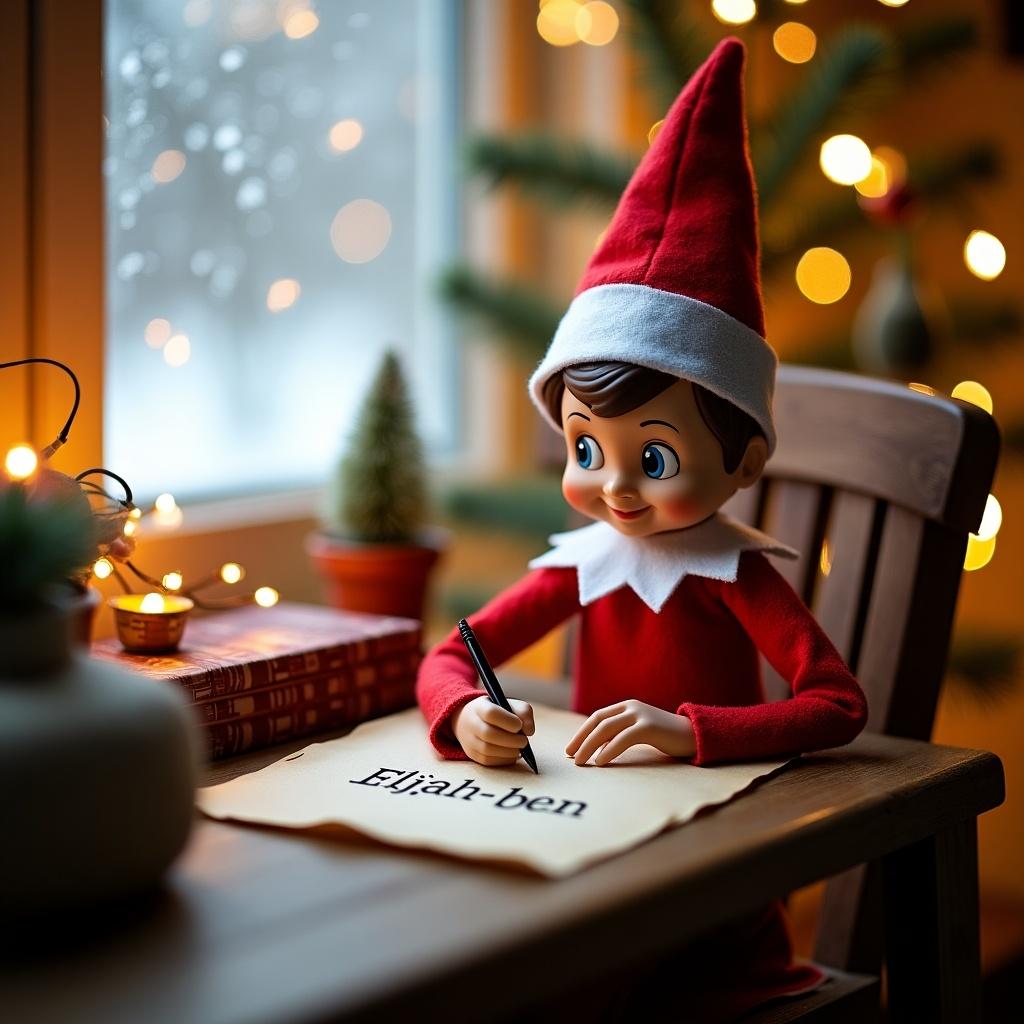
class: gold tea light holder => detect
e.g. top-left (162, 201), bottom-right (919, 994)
top-left (108, 593), bottom-right (195, 653)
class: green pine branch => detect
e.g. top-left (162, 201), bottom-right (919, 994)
top-left (752, 28), bottom-right (890, 209)
top-left (892, 14), bottom-right (979, 76)
top-left (464, 134), bottom-right (635, 210)
top-left (440, 476), bottom-right (566, 539)
top-left (621, 0), bottom-right (714, 112)
top-left (439, 266), bottom-right (563, 363)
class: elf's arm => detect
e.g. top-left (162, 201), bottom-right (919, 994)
top-left (417, 566), bottom-right (581, 759)
top-left (678, 550), bottom-right (868, 765)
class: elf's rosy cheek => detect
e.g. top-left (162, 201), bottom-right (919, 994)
top-left (562, 479), bottom-right (590, 507)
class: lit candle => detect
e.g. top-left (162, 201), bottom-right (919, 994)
top-left (108, 593), bottom-right (194, 653)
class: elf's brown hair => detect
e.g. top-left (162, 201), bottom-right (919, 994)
top-left (542, 362), bottom-right (765, 474)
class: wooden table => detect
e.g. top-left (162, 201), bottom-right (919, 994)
top-left (2, 683), bottom-right (1004, 1024)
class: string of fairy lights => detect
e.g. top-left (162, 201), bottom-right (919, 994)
top-left (532, 0), bottom-right (1006, 572)
top-left (1, 358), bottom-right (280, 612)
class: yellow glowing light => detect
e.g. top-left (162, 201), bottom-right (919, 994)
top-left (129, 506), bottom-right (143, 519)
top-left (964, 230), bottom-right (1006, 281)
top-left (93, 558), bottom-right (114, 580)
top-left (144, 318), bottom-right (172, 349)
top-left (878, 1), bottom-right (910, 8)
top-left (254, 586), bottom-right (280, 608)
top-left (795, 248), bottom-right (852, 304)
top-left (819, 134), bottom-right (872, 186)
top-left (711, 0), bottom-right (757, 27)
top-left (164, 333), bottom-right (191, 367)
top-left (162, 571), bottom-right (184, 591)
top-left (152, 149), bottom-right (187, 184)
top-left (537, 0), bottom-right (583, 46)
top-left (220, 562), bottom-right (245, 584)
top-left (330, 199), bottom-right (392, 264)
top-left (854, 154), bottom-right (891, 198)
top-left (140, 592), bottom-right (167, 613)
top-left (122, 518), bottom-right (137, 537)
top-left (647, 119), bottom-right (665, 146)
top-left (951, 380), bottom-right (993, 414)
top-left (784, 0), bottom-right (808, 4)
top-left (976, 494), bottom-right (1003, 542)
top-left (267, 278), bottom-right (301, 312)
top-left (873, 146), bottom-right (906, 187)
top-left (964, 532), bottom-right (996, 572)
top-left (155, 493), bottom-right (177, 514)
top-left (907, 382), bottom-right (935, 396)
top-left (576, 1), bottom-right (619, 46)
top-left (328, 118), bottom-right (364, 153)
top-left (4, 444), bottom-right (38, 480)
top-left (772, 22), bottom-right (816, 63)
top-left (819, 539), bottom-right (832, 577)
top-left (284, 9), bottom-right (319, 39)
top-left (153, 506), bottom-right (184, 530)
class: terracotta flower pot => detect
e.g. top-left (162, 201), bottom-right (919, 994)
top-left (306, 528), bottom-right (448, 621)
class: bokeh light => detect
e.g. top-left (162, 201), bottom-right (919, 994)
top-left (951, 380), bottom-right (993, 414)
top-left (873, 145), bottom-right (907, 187)
top-left (140, 592), bottom-right (167, 613)
top-left (267, 278), bottom-right (301, 312)
top-left (155, 493), bottom-right (177, 513)
top-left (330, 199), bottom-right (392, 264)
top-left (819, 134), bottom-right (872, 185)
top-left (711, 0), bottom-right (757, 26)
top-left (964, 533), bottom-right (996, 572)
top-left (772, 22), bottom-right (816, 63)
top-left (4, 444), bottom-right (38, 480)
top-left (151, 149), bottom-right (187, 184)
top-left (284, 9), bottom-right (319, 39)
top-left (853, 155), bottom-right (890, 198)
top-left (976, 494), bottom-right (1002, 542)
top-left (329, 118), bottom-right (364, 152)
top-left (878, 1), bottom-right (911, 8)
top-left (144, 318), bottom-right (172, 349)
top-left (255, 586), bottom-right (280, 607)
top-left (122, 518), bottom-right (137, 537)
top-left (795, 248), bottom-right (852, 304)
top-left (576, 2), bottom-right (619, 46)
top-left (537, 1), bottom-right (583, 47)
top-left (162, 571), bottom-right (184, 591)
top-left (93, 558), bottom-right (114, 580)
top-left (163, 333), bottom-right (191, 367)
top-left (220, 562), bottom-right (245, 584)
top-left (964, 230), bottom-right (1006, 281)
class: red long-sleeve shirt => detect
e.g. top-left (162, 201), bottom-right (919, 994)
top-left (417, 550), bottom-right (867, 765)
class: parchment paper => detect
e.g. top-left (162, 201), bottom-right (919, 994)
top-left (197, 705), bottom-right (791, 877)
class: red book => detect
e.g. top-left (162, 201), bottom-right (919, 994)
top-left (90, 602), bottom-right (422, 700)
top-left (203, 677), bottom-right (416, 759)
top-left (193, 650), bottom-right (422, 724)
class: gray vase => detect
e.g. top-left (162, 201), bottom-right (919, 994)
top-left (0, 598), bottom-right (199, 916)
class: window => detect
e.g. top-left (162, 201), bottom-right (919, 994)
top-left (104, 0), bottom-right (461, 504)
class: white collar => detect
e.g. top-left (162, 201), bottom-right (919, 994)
top-left (527, 512), bottom-right (798, 614)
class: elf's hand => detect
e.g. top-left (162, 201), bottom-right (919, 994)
top-left (452, 695), bottom-right (535, 767)
top-left (566, 699), bottom-right (696, 766)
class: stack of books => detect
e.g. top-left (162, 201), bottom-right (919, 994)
top-left (90, 602), bottom-right (423, 759)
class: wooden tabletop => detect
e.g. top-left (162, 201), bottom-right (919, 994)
top-left (2, 720), bottom-right (1003, 1024)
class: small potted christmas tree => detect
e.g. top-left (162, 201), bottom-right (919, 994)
top-left (306, 350), bottom-right (446, 621)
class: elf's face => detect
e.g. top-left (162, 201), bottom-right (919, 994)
top-left (560, 378), bottom-right (766, 537)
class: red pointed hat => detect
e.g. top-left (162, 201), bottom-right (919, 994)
top-left (528, 37), bottom-right (779, 453)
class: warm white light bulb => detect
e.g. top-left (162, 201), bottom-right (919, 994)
top-left (254, 586), bottom-right (279, 607)
top-left (976, 494), bottom-right (1002, 542)
top-left (140, 592), bottom-right (166, 613)
top-left (4, 444), bottom-right (38, 480)
top-left (963, 230), bottom-right (1006, 281)
top-left (93, 558), bottom-right (114, 580)
top-left (220, 562), bottom-right (244, 584)
top-left (162, 571), bottom-right (184, 591)
top-left (711, 0), bottom-right (757, 26)
top-left (819, 134), bottom-right (873, 186)
top-left (122, 519), bottom-right (137, 537)
top-left (155, 493), bottom-right (177, 513)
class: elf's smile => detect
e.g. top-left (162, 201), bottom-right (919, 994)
top-left (607, 504), bottom-right (650, 520)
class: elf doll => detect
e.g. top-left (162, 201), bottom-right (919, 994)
top-left (416, 38), bottom-right (868, 1022)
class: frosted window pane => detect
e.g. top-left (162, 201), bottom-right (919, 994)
top-left (104, 0), bottom-right (461, 503)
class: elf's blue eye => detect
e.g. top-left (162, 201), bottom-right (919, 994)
top-left (642, 443), bottom-right (680, 479)
top-left (574, 435), bottom-right (604, 470)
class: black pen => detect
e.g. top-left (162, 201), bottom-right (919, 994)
top-left (457, 619), bottom-right (539, 774)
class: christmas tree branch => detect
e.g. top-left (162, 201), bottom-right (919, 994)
top-left (439, 266), bottom-right (563, 363)
top-left (621, 0), bottom-right (714, 113)
top-left (464, 134), bottom-right (635, 209)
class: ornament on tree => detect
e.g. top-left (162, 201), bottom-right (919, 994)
top-left (852, 253), bottom-right (948, 376)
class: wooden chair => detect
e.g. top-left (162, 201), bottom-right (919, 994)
top-left (704, 364), bottom-right (999, 1021)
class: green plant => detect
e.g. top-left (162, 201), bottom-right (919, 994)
top-left (0, 481), bottom-right (96, 613)
top-left (325, 350), bottom-right (429, 544)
